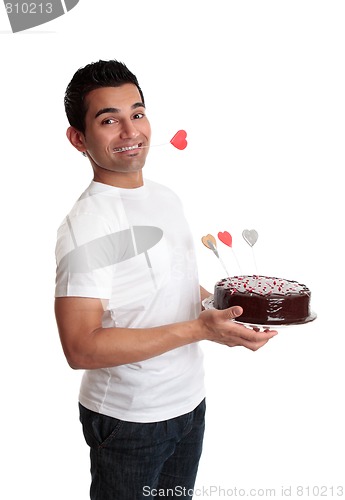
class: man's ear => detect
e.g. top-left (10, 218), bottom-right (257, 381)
top-left (66, 126), bottom-right (87, 153)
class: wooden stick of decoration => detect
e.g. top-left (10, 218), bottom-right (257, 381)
top-left (217, 231), bottom-right (242, 274)
top-left (242, 229), bottom-right (259, 273)
top-left (201, 234), bottom-right (230, 276)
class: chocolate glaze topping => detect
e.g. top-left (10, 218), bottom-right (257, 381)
top-left (213, 275), bottom-right (311, 325)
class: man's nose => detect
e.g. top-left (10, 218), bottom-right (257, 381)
top-left (120, 119), bottom-right (139, 139)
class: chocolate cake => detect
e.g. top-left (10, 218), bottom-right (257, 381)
top-left (213, 275), bottom-right (312, 325)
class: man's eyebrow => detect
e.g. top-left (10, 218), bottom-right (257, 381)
top-left (94, 102), bottom-right (145, 119)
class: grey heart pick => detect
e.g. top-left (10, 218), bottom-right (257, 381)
top-left (242, 229), bottom-right (258, 247)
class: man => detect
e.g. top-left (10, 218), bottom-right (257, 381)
top-left (54, 59), bottom-right (277, 500)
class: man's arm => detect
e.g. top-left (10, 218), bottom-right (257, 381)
top-left (200, 285), bottom-right (211, 303)
top-left (200, 285), bottom-right (212, 310)
top-left (55, 296), bottom-right (278, 370)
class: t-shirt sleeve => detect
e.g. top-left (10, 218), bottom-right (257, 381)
top-left (55, 213), bottom-right (115, 299)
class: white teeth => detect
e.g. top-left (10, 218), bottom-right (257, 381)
top-left (114, 143), bottom-right (142, 153)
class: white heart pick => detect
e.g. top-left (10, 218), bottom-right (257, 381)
top-left (242, 229), bottom-right (258, 247)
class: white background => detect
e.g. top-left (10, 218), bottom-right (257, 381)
top-left (1, 1), bottom-right (344, 498)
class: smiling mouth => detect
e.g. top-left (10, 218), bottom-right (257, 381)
top-left (113, 143), bottom-right (143, 153)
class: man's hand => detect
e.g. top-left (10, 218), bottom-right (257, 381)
top-left (198, 306), bottom-right (278, 351)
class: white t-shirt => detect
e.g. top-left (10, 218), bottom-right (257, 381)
top-left (55, 179), bottom-right (205, 422)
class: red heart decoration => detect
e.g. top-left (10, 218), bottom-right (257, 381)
top-left (218, 231), bottom-right (232, 247)
top-left (170, 130), bottom-right (188, 150)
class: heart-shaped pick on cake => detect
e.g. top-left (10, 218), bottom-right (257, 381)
top-left (201, 234), bottom-right (217, 249)
top-left (218, 231), bottom-right (232, 248)
top-left (170, 130), bottom-right (188, 150)
top-left (242, 229), bottom-right (258, 247)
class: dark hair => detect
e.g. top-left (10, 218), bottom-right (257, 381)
top-left (64, 59), bottom-right (145, 133)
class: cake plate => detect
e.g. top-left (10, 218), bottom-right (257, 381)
top-left (202, 296), bottom-right (317, 331)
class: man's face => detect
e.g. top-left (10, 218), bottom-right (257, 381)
top-left (81, 84), bottom-right (151, 185)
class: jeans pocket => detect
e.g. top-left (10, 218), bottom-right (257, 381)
top-left (79, 404), bottom-right (123, 449)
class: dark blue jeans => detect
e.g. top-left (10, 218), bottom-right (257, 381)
top-left (79, 399), bottom-right (206, 500)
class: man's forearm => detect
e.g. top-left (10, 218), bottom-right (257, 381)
top-left (55, 294), bottom-right (208, 370)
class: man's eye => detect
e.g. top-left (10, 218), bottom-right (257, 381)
top-left (102, 118), bottom-right (116, 125)
top-left (133, 113), bottom-right (144, 119)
